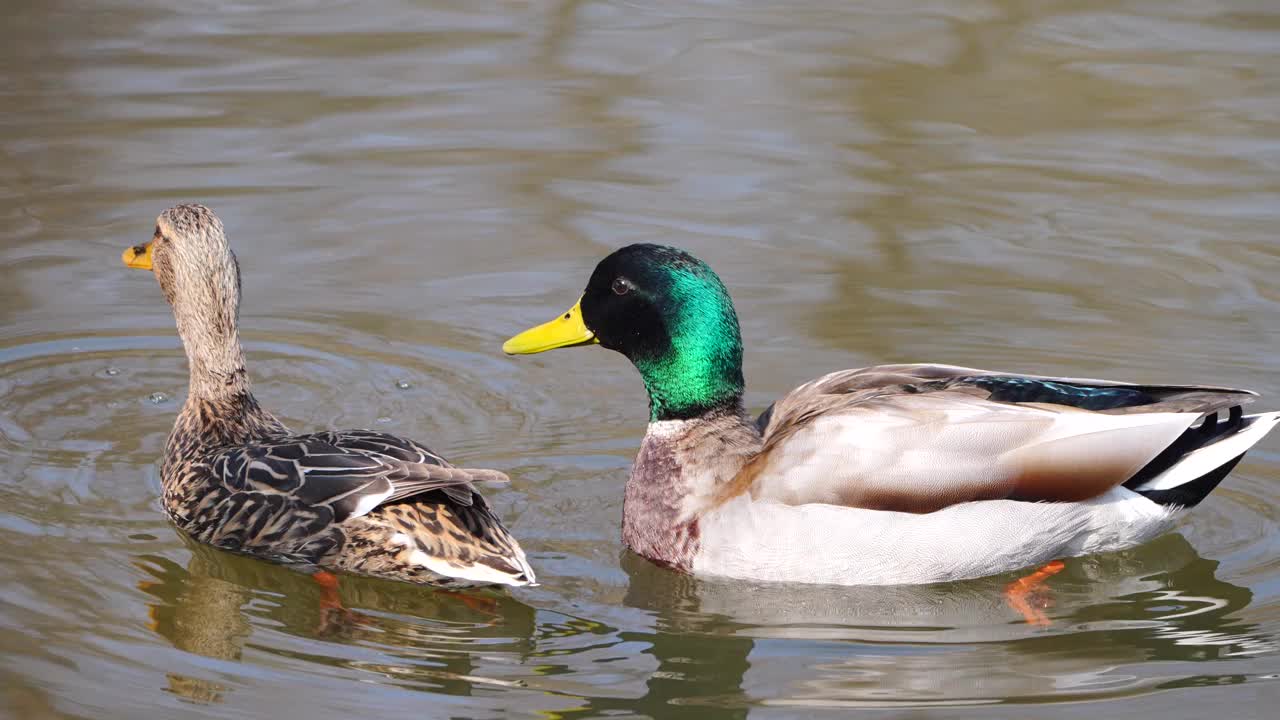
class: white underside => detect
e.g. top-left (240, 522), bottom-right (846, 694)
top-left (391, 532), bottom-right (536, 587)
top-left (693, 487), bottom-right (1179, 585)
top-left (408, 548), bottom-right (535, 587)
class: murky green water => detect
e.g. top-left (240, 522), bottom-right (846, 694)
top-left (4, 1), bottom-right (1280, 717)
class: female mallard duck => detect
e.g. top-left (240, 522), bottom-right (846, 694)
top-left (504, 243), bottom-right (1278, 587)
top-left (123, 204), bottom-right (533, 588)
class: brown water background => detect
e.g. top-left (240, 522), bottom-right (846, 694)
top-left (3, 1), bottom-right (1280, 717)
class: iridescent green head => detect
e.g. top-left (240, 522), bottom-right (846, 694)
top-left (504, 244), bottom-right (745, 421)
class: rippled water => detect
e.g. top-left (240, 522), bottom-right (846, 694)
top-left (4, 1), bottom-right (1280, 717)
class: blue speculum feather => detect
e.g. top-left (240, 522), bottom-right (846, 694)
top-left (970, 376), bottom-right (1158, 411)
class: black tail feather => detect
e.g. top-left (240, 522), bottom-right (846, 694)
top-left (1134, 453), bottom-right (1244, 508)
top-left (1123, 407), bottom-right (1243, 492)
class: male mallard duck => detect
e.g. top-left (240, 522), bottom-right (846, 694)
top-left (504, 244), bottom-right (1278, 587)
top-left (123, 204), bottom-right (533, 588)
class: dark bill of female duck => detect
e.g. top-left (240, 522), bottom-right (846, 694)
top-left (502, 298), bottom-right (598, 354)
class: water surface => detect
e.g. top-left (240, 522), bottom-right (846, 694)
top-left (3, 0), bottom-right (1280, 717)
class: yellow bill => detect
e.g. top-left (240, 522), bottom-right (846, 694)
top-left (122, 241), bottom-right (154, 270)
top-left (503, 297), bottom-right (598, 354)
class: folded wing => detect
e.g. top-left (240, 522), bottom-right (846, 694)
top-left (740, 364), bottom-right (1257, 512)
top-left (216, 429), bottom-right (509, 523)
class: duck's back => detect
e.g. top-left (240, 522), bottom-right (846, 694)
top-left (738, 363), bottom-right (1263, 513)
top-left (162, 417), bottom-right (532, 586)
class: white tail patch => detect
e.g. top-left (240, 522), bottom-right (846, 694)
top-left (1132, 412), bottom-right (1280, 492)
top-left (407, 549), bottom-right (533, 586)
top-left (349, 487), bottom-right (393, 519)
top-left (389, 532), bottom-right (534, 587)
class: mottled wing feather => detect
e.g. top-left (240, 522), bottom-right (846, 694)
top-left (185, 428), bottom-right (530, 585)
top-left (739, 364), bottom-right (1256, 513)
top-left (323, 429), bottom-right (509, 504)
top-left (362, 495), bottom-right (534, 585)
top-left (215, 430), bottom-right (505, 522)
top-left (317, 429), bottom-right (448, 465)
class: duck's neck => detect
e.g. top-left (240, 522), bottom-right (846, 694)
top-left (629, 276), bottom-right (745, 422)
top-left (623, 404), bottom-right (761, 571)
top-left (172, 289), bottom-right (252, 403)
top-left (184, 335), bottom-right (251, 405)
top-left (164, 310), bottom-right (284, 473)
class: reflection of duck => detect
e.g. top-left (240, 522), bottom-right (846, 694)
top-left (622, 534), bottom-right (1259, 642)
top-left (618, 534), bottom-right (1271, 707)
top-left (505, 244), bottom-right (1279, 589)
top-left (136, 540), bottom-right (540, 703)
top-left (122, 204), bottom-right (532, 588)
top-left (136, 546), bottom-right (251, 703)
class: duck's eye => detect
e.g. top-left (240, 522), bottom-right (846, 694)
top-left (611, 277), bottom-right (630, 296)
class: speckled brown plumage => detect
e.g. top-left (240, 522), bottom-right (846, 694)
top-left (128, 204), bottom-right (534, 588)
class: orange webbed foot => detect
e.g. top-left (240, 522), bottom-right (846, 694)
top-left (312, 571), bottom-right (370, 635)
top-left (440, 589), bottom-right (501, 616)
top-left (1004, 560), bottom-right (1066, 626)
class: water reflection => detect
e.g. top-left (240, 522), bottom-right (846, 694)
top-left (5, 0), bottom-right (1280, 716)
top-left (619, 533), bottom-right (1271, 707)
top-left (135, 540), bottom-right (539, 703)
top-left (135, 550), bottom-right (249, 704)
top-left (132, 528), bottom-right (1273, 710)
